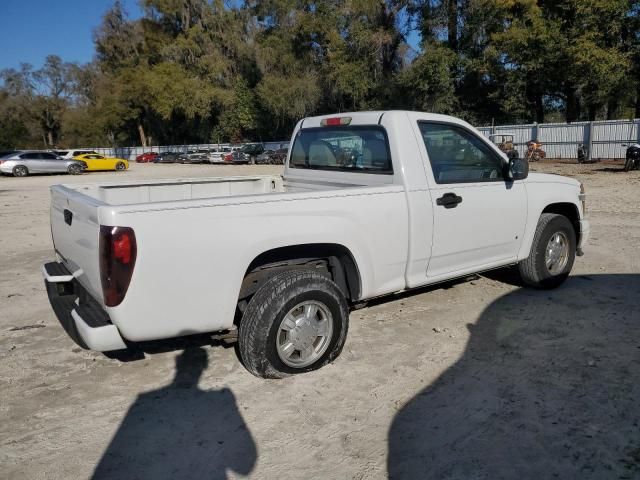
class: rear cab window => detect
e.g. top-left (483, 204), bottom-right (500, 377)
top-left (290, 126), bottom-right (392, 174)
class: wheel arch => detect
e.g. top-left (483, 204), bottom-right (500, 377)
top-left (541, 202), bottom-right (580, 240)
top-left (239, 243), bottom-right (362, 303)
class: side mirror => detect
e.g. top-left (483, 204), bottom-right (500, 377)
top-left (507, 157), bottom-right (529, 181)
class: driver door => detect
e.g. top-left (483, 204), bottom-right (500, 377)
top-left (417, 121), bottom-right (527, 279)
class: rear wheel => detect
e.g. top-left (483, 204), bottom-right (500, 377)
top-left (67, 163), bottom-right (83, 175)
top-left (238, 270), bottom-right (349, 379)
top-left (115, 162), bottom-right (126, 171)
top-left (13, 165), bottom-right (28, 177)
top-left (519, 213), bottom-right (576, 289)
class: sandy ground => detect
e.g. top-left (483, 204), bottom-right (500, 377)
top-left (0, 161), bottom-right (639, 480)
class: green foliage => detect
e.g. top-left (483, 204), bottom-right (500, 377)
top-left (1, 0), bottom-right (638, 148)
top-left (396, 44), bottom-right (458, 114)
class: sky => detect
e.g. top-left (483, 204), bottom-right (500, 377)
top-left (0, 0), bottom-right (142, 70)
top-left (0, 1), bottom-right (421, 71)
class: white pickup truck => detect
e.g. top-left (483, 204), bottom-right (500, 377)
top-left (43, 111), bottom-right (589, 378)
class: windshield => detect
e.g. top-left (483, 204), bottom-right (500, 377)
top-left (290, 126), bottom-right (392, 174)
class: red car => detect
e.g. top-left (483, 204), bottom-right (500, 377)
top-left (136, 152), bottom-right (159, 163)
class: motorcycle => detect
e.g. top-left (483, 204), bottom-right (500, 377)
top-left (622, 144), bottom-right (640, 171)
top-left (525, 141), bottom-right (546, 162)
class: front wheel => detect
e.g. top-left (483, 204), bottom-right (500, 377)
top-left (115, 162), bottom-right (126, 171)
top-left (624, 157), bottom-right (634, 172)
top-left (518, 213), bottom-right (576, 289)
top-left (238, 270), bottom-right (349, 379)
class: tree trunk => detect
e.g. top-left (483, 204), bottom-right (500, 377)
top-left (47, 131), bottom-right (54, 147)
top-left (606, 97), bottom-right (618, 120)
top-left (138, 122), bottom-right (147, 147)
top-left (565, 86), bottom-right (579, 123)
top-left (535, 94), bottom-right (544, 124)
top-left (448, 0), bottom-right (458, 52)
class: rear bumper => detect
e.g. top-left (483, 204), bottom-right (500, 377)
top-left (0, 163), bottom-right (16, 174)
top-left (43, 262), bottom-right (127, 351)
top-left (577, 219), bottom-right (590, 256)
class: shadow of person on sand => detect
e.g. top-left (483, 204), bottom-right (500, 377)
top-left (92, 347), bottom-right (257, 480)
top-left (388, 274), bottom-right (640, 479)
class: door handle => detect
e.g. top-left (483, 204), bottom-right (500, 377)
top-left (436, 192), bottom-right (463, 209)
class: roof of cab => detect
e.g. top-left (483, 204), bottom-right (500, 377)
top-left (299, 110), bottom-right (470, 129)
top-left (301, 111), bottom-right (386, 128)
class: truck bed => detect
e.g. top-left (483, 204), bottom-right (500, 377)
top-left (61, 175), bottom-right (368, 206)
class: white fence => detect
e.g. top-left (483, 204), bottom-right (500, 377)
top-left (83, 119), bottom-right (640, 161)
top-left (478, 119), bottom-right (640, 160)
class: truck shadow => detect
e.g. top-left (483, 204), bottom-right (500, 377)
top-left (388, 274), bottom-right (640, 479)
top-left (92, 346), bottom-right (257, 480)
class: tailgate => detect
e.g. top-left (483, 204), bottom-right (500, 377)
top-left (50, 185), bottom-right (104, 306)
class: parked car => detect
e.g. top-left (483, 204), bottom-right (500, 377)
top-left (43, 111), bottom-right (589, 379)
top-left (0, 151), bottom-right (86, 177)
top-left (178, 150), bottom-right (207, 164)
top-left (136, 152), bottom-right (159, 163)
top-left (206, 148), bottom-right (234, 164)
top-left (231, 143), bottom-right (265, 164)
top-left (54, 150), bottom-right (99, 159)
top-left (73, 153), bottom-right (128, 172)
top-left (154, 152), bottom-right (180, 163)
top-left (195, 149), bottom-right (226, 164)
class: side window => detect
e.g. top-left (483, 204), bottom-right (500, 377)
top-left (38, 153), bottom-right (57, 159)
top-left (19, 153), bottom-right (39, 159)
top-left (419, 122), bottom-right (505, 184)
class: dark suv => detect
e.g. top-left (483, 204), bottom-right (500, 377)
top-left (231, 144), bottom-right (265, 164)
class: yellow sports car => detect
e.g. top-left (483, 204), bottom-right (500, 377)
top-left (73, 153), bottom-right (129, 172)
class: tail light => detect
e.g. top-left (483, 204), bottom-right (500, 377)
top-left (99, 226), bottom-right (137, 307)
top-left (321, 117), bottom-right (352, 126)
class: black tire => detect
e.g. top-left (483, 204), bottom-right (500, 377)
top-left (238, 270), bottom-right (349, 379)
top-left (518, 213), bottom-right (576, 289)
top-left (624, 157), bottom-right (633, 172)
top-left (13, 165), bottom-right (28, 177)
top-left (115, 162), bottom-right (126, 171)
top-left (67, 164), bottom-right (82, 175)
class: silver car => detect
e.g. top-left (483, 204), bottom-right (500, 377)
top-left (0, 151), bottom-right (86, 177)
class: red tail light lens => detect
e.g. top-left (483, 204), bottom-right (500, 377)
top-left (99, 226), bottom-right (137, 307)
top-left (321, 117), bottom-right (352, 126)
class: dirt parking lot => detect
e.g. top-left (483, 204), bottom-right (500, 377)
top-left (1, 161), bottom-right (639, 479)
